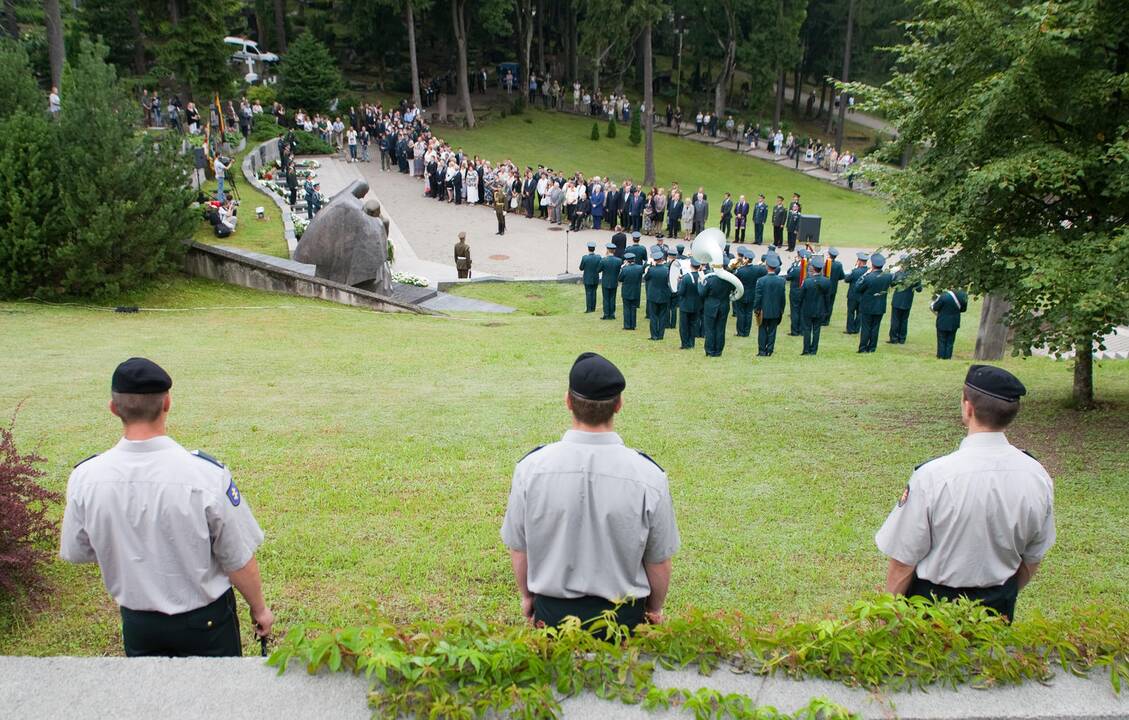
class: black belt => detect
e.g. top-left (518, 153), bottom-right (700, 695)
top-left (908, 574), bottom-right (1020, 622)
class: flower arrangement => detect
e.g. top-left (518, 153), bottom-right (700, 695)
top-left (392, 272), bottom-right (429, 287)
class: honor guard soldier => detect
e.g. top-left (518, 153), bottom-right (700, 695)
top-left (454, 231), bottom-right (472, 279)
top-left (856, 252), bottom-right (894, 353)
top-left (823, 248), bottom-right (844, 327)
top-left (843, 252), bottom-right (869, 334)
top-left (618, 253), bottom-right (645, 331)
top-left (666, 248), bottom-right (681, 331)
top-left (501, 353), bottom-right (680, 631)
top-left (753, 254), bottom-right (786, 356)
top-left (644, 248), bottom-right (672, 340)
top-left (786, 248), bottom-right (810, 336)
top-left (599, 243), bottom-right (623, 320)
top-left (799, 255), bottom-right (831, 355)
top-left (579, 241), bottom-right (601, 313)
top-left (60, 358), bottom-right (272, 656)
top-left (732, 247), bottom-right (764, 337)
top-left (930, 289), bottom-right (969, 359)
top-left (674, 258), bottom-right (704, 349)
top-left (698, 261), bottom-right (733, 358)
top-left (888, 260), bottom-right (922, 344)
top-left (876, 365), bottom-right (1055, 621)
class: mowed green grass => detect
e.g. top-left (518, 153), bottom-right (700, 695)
top-left (439, 107), bottom-right (889, 248)
top-left (1, 278), bottom-right (1126, 655)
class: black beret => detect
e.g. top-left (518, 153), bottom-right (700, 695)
top-left (965, 364), bottom-right (1026, 402)
top-left (112, 357), bottom-right (172, 394)
top-left (569, 352), bottom-right (626, 401)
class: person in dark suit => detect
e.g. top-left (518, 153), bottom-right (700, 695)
top-left (619, 181), bottom-right (634, 230)
top-left (605, 184), bottom-right (621, 232)
top-left (697, 265), bottom-right (732, 357)
top-left (599, 244), bottom-right (623, 319)
top-left (611, 226), bottom-right (629, 258)
top-left (843, 252), bottom-right (869, 333)
top-left (733, 195), bottom-right (750, 243)
top-left (644, 248), bottom-right (671, 340)
top-left (692, 192), bottom-right (709, 235)
top-left (590, 186), bottom-right (607, 230)
top-left (785, 201), bottom-right (801, 251)
top-left (771, 196), bottom-right (786, 247)
top-left (753, 254), bottom-right (786, 356)
top-left (667, 192), bottom-right (683, 239)
top-left (719, 193), bottom-right (734, 239)
top-left (629, 189), bottom-right (646, 233)
top-left (523, 171), bottom-right (538, 218)
top-left (732, 248), bottom-right (764, 337)
top-left (799, 256), bottom-right (832, 355)
top-left (571, 193), bottom-right (591, 231)
top-left (753, 194), bottom-right (769, 245)
top-left (674, 259), bottom-right (703, 349)
top-left (579, 241), bottom-right (601, 312)
top-left (930, 289), bottom-right (968, 359)
top-left (856, 253), bottom-right (895, 353)
top-left (619, 255), bottom-right (645, 330)
top-left (823, 248), bottom-right (845, 326)
top-left (888, 266), bottom-right (922, 344)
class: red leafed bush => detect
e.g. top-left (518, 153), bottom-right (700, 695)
top-left (0, 419), bottom-right (61, 593)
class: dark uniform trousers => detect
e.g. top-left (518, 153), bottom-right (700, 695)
top-left (789, 291), bottom-right (803, 335)
top-left (772, 225), bottom-right (784, 247)
top-left (889, 308), bottom-right (910, 343)
top-left (801, 317), bottom-right (822, 354)
top-left (754, 223), bottom-right (764, 245)
top-left (532, 594), bottom-right (647, 637)
top-left (121, 587), bottom-right (242, 658)
top-left (668, 302), bottom-right (677, 329)
top-left (703, 309), bottom-right (729, 357)
top-left (937, 329), bottom-right (957, 359)
top-left (583, 284), bottom-right (598, 313)
top-left (822, 291), bottom-right (837, 326)
top-left (909, 574), bottom-right (1020, 623)
top-left (496, 211), bottom-right (506, 235)
top-left (601, 287), bottom-right (618, 319)
top-left (758, 318), bottom-right (781, 355)
top-left (679, 311), bottom-right (698, 348)
top-left (845, 299), bottom-right (861, 333)
top-left (858, 313), bottom-right (884, 352)
top-left (734, 301), bottom-right (754, 337)
top-left (648, 301), bottom-right (669, 340)
top-left (719, 215), bottom-right (732, 238)
top-left (622, 300), bottom-right (639, 330)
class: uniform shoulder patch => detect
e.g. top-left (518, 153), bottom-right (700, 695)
top-left (897, 484), bottom-right (910, 507)
top-left (635, 450), bottom-right (664, 472)
top-left (74, 454), bottom-right (99, 469)
top-left (225, 479), bottom-right (242, 507)
top-left (914, 457), bottom-right (939, 471)
top-left (518, 445), bottom-right (545, 463)
top-left (1021, 449), bottom-right (1038, 461)
top-left (191, 450), bottom-right (226, 469)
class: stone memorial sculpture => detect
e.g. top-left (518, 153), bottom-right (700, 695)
top-left (294, 179), bottom-right (392, 295)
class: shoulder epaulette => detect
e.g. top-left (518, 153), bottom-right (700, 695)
top-left (191, 450), bottom-right (226, 469)
top-left (74, 454), bottom-right (98, 469)
top-left (518, 445), bottom-right (545, 463)
top-left (636, 450), bottom-right (664, 472)
top-left (914, 457), bottom-right (939, 471)
top-left (1021, 449), bottom-right (1038, 461)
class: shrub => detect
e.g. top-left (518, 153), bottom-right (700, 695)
top-left (629, 109), bottom-right (642, 145)
top-left (511, 95), bottom-right (526, 116)
top-left (0, 41), bottom-right (196, 300)
top-left (0, 41), bottom-right (42, 120)
top-left (278, 32), bottom-right (344, 114)
top-left (0, 416), bottom-right (61, 595)
top-left (250, 112), bottom-right (286, 141)
top-left (590, 122), bottom-right (600, 141)
top-left (292, 130), bottom-right (334, 155)
top-left (245, 84), bottom-right (277, 107)
top-left (606, 117), bottom-right (617, 138)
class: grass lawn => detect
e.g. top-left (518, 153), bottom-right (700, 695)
top-left (438, 107), bottom-right (889, 248)
top-left (192, 141), bottom-right (290, 259)
top-left (1, 277), bottom-right (1125, 656)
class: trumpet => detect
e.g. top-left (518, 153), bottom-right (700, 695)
top-left (727, 255), bottom-right (747, 271)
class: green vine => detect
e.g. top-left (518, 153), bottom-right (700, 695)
top-left (267, 595), bottom-right (1127, 719)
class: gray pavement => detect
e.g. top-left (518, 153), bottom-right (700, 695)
top-left (1, 656), bottom-right (1124, 719)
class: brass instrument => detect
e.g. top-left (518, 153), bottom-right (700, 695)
top-left (691, 229), bottom-right (744, 300)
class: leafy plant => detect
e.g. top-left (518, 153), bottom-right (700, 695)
top-left (292, 130), bottom-right (334, 156)
top-left (629, 108), bottom-right (642, 145)
top-left (250, 113), bottom-right (286, 142)
top-left (590, 122), bottom-right (600, 142)
top-left (245, 84), bottom-right (277, 108)
top-left (278, 32), bottom-right (344, 114)
top-left (607, 117), bottom-right (617, 139)
top-left (268, 596), bottom-right (1128, 719)
top-left (0, 413), bottom-right (61, 594)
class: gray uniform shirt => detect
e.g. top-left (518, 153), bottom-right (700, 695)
top-left (501, 430), bottom-right (680, 601)
top-left (875, 432), bottom-right (1055, 588)
top-left (60, 436), bottom-right (264, 614)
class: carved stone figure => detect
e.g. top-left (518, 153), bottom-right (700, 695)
top-left (294, 180), bottom-right (392, 295)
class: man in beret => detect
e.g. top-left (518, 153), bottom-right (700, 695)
top-left (875, 365), bottom-right (1055, 622)
top-left (60, 358), bottom-right (272, 656)
top-left (501, 353), bottom-right (680, 631)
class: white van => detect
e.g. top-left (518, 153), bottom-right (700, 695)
top-left (224, 36), bottom-right (279, 64)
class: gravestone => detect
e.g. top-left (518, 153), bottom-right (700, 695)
top-left (293, 180), bottom-right (393, 295)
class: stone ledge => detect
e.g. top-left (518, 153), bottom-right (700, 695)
top-left (2, 656), bottom-right (1121, 720)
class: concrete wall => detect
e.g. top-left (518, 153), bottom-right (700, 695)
top-left (184, 243), bottom-right (430, 315)
top-left (241, 138), bottom-right (299, 255)
top-left (437, 273), bottom-right (584, 292)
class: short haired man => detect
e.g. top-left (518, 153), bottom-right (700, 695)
top-left (875, 365), bottom-right (1055, 621)
top-left (501, 353), bottom-right (679, 630)
top-left (60, 358), bottom-right (272, 656)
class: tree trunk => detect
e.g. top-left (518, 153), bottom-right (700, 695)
top-left (974, 293), bottom-right (1012, 360)
top-left (536, 0), bottom-right (544, 74)
top-left (713, 8), bottom-right (736, 120)
top-left (1072, 341), bottom-right (1094, 409)
top-left (452, 0), bottom-right (476, 127)
top-left (791, 63), bottom-right (802, 114)
top-left (772, 65), bottom-right (785, 129)
top-left (255, 3), bottom-right (269, 45)
top-left (643, 22), bottom-right (655, 186)
top-left (43, 0), bottom-right (64, 91)
top-left (568, 0), bottom-right (578, 83)
top-left (519, 0), bottom-right (533, 95)
top-left (835, 0), bottom-right (856, 153)
top-left (129, 5), bottom-right (146, 76)
top-left (4, 0), bottom-right (20, 39)
top-left (817, 78), bottom-right (827, 118)
top-left (593, 57), bottom-right (601, 96)
top-left (167, 0), bottom-right (180, 26)
top-left (273, 0), bottom-right (287, 53)
top-left (405, 0), bottom-right (422, 108)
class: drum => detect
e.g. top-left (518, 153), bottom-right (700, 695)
top-left (668, 258), bottom-right (690, 292)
